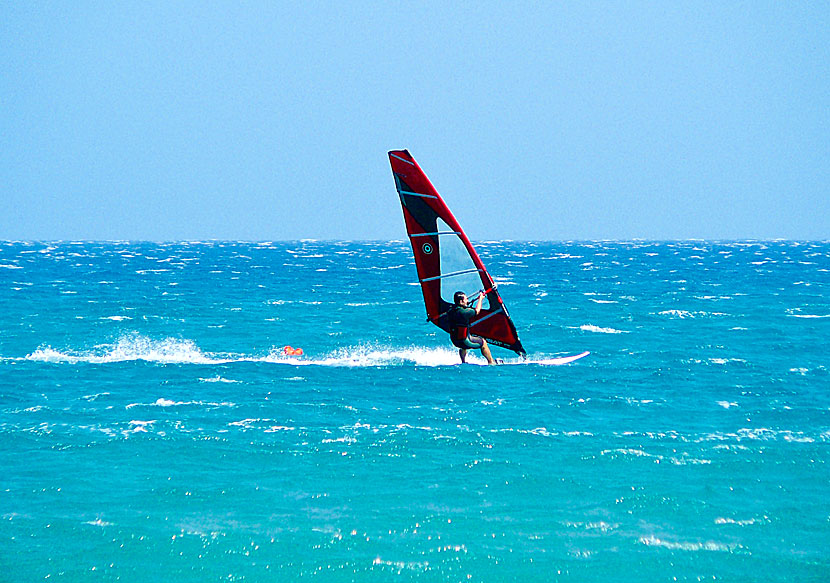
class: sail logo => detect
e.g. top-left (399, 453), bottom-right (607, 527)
top-left (422, 243), bottom-right (433, 255)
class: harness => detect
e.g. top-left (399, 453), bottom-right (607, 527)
top-left (448, 306), bottom-right (470, 342)
top-left (451, 324), bottom-right (469, 342)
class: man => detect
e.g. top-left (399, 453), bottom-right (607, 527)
top-left (447, 291), bottom-right (496, 365)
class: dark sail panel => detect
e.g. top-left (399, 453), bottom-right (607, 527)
top-left (388, 149), bottom-right (525, 356)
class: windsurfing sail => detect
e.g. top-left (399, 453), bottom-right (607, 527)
top-left (388, 149), bottom-right (526, 357)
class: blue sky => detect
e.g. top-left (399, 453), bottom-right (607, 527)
top-left (1, 2), bottom-right (827, 240)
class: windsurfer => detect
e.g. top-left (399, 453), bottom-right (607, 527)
top-left (448, 291), bottom-right (496, 365)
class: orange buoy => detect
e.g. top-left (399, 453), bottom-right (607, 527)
top-left (283, 345), bottom-right (303, 356)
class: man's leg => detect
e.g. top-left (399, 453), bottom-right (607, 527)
top-left (459, 348), bottom-right (467, 363)
top-left (480, 340), bottom-right (496, 365)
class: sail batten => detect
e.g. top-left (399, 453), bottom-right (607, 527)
top-left (409, 231), bottom-right (462, 238)
top-left (400, 190), bottom-right (438, 200)
top-left (420, 268), bottom-right (483, 283)
top-left (388, 149), bottom-right (526, 357)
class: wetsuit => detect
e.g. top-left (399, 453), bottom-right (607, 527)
top-left (448, 305), bottom-right (484, 349)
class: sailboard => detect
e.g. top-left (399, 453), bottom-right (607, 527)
top-left (388, 149), bottom-right (526, 357)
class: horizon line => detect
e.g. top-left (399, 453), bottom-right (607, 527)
top-left (2, 238), bottom-right (828, 245)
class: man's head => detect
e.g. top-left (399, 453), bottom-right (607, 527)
top-left (454, 291), bottom-right (467, 306)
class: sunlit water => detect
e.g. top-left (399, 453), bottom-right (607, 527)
top-left (1, 240), bottom-right (828, 581)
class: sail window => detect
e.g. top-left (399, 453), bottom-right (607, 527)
top-left (437, 218), bottom-right (491, 310)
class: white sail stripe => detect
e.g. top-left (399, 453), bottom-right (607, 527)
top-left (390, 152), bottom-right (415, 165)
top-left (400, 190), bottom-right (438, 200)
top-left (470, 307), bottom-right (504, 328)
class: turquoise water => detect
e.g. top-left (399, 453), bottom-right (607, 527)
top-left (1, 240), bottom-right (828, 581)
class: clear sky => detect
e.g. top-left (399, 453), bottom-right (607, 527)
top-left (1, 2), bottom-right (827, 241)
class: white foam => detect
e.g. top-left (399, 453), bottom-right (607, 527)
top-left (26, 335), bottom-right (226, 364)
top-left (577, 324), bottom-right (625, 334)
top-left (639, 535), bottom-right (736, 552)
top-left (126, 398), bottom-right (234, 409)
top-left (263, 345), bottom-right (471, 367)
top-left (602, 448), bottom-right (655, 458)
top-left (658, 310), bottom-right (727, 318)
top-left (199, 376), bottom-right (241, 384)
top-left (23, 337), bottom-right (588, 368)
top-left (699, 427), bottom-right (818, 443)
top-left (715, 517), bottom-right (764, 526)
top-left (564, 521), bottom-right (618, 532)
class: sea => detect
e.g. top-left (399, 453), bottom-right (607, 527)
top-left (1, 240), bottom-right (827, 582)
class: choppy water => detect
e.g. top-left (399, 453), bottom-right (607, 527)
top-left (1, 240), bottom-right (828, 581)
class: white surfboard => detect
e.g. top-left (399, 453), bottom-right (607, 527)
top-left (536, 351), bottom-right (590, 365)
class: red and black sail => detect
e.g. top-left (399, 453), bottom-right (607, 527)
top-left (388, 149), bottom-right (525, 356)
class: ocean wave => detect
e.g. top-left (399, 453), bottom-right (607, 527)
top-left (657, 310), bottom-right (727, 318)
top-left (576, 324), bottom-right (625, 334)
top-left (788, 313), bottom-right (830, 319)
top-left (639, 535), bottom-right (738, 552)
top-left (228, 418), bottom-right (295, 431)
top-left (601, 448), bottom-right (710, 465)
top-left (564, 521), bottom-right (618, 532)
top-left (126, 398), bottom-right (235, 409)
top-left (714, 517), bottom-right (767, 526)
top-left (199, 376), bottom-right (242, 384)
top-left (699, 428), bottom-right (820, 443)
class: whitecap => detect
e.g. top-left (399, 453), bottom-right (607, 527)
top-left (126, 398), bottom-right (235, 409)
top-left (576, 324), bottom-right (625, 334)
top-left (605, 448), bottom-right (654, 457)
top-left (658, 310), bottom-right (727, 318)
top-left (639, 535), bottom-right (736, 552)
top-left (564, 521), bottom-right (618, 532)
top-left (715, 517), bottom-right (764, 526)
top-left (199, 376), bottom-right (241, 384)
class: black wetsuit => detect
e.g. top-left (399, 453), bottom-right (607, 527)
top-left (447, 305), bottom-right (484, 349)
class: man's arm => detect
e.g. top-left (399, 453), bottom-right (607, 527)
top-left (474, 293), bottom-right (484, 315)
